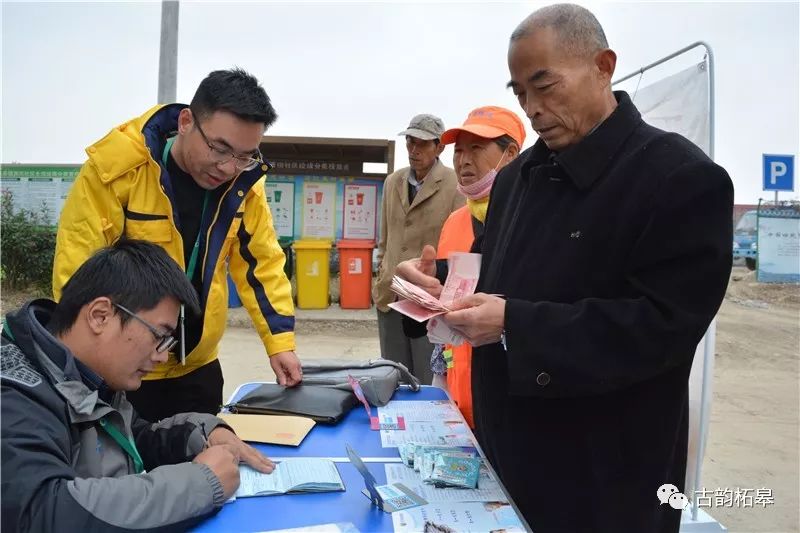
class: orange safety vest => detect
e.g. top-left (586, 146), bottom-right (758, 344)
top-left (436, 206), bottom-right (476, 427)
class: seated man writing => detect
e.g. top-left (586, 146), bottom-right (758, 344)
top-left (1, 239), bottom-right (274, 532)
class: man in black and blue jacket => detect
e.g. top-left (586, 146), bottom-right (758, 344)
top-left (2, 240), bottom-right (274, 532)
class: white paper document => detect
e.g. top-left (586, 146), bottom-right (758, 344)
top-left (377, 400), bottom-right (462, 423)
top-left (384, 463), bottom-right (508, 503)
top-left (235, 459), bottom-right (344, 498)
top-left (392, 502), bottom-right (526, 532)
top-left (380, 420), bottom-right (474, 448)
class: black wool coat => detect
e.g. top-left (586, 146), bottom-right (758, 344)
top-left (471, 91), bottom-right (733, 533)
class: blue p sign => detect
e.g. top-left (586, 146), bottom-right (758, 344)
top-left (763, 154), bottom-right (795, 192)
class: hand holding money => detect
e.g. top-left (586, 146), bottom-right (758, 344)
top-left (390, 252), bottom-right (482, 346)
top-left (394, 245), bottom-right (443, 298)
top-left (444, 293), bottom-right (506, 347)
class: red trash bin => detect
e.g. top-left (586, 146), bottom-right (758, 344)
top-left (336, 239), bottom-right (375, 309)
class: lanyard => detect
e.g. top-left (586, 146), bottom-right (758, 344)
top-left (2, 320), bottom-right (15, 341)
top-left (161, 138), bottom-right (210, 280)
top-left (185, 194), bottom-right (209, 280)
top-left (98, 418), bottom-right (145, 474)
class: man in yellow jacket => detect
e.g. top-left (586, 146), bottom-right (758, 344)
top-left (53, 68), bottom-right (302, 420)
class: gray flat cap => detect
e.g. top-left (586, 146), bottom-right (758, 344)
top-left (398, 113), bottom-right (445, 141)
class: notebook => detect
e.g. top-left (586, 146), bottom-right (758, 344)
top-left (235, 459), bottom-right (345, 498)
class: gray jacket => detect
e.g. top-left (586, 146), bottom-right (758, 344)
top-left (1, 299), bottom-right (229, 531)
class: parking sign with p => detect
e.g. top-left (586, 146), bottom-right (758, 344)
top-left (763, 154), bottom-right (795, 192)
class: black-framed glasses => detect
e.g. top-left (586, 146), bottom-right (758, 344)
top-left (113, 303), bottom-right (177, 354)
top-left (193, 117), bottom-right (266, 172)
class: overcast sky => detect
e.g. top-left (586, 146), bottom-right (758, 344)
top-left (2, 0), bottom-right (798, 203)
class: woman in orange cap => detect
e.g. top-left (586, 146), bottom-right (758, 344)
top-left (430, 106), bottom-right (526, 427)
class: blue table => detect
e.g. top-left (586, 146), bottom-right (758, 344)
top-left (195, 384), bottom-right (526, 532)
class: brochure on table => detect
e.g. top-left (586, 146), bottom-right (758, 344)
top-left (379, 419), bottom-right (474, 448)
top-left (392, 502), bottom-right (526, 532)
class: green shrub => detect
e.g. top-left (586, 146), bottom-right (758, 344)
top-left (1, 190), bottom-right (56, 294)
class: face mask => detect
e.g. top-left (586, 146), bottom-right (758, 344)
top-left (457, 148), bottom-right (507, 200)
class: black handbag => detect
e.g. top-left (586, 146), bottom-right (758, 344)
top-left (224, 383), bottom-right (359, 424)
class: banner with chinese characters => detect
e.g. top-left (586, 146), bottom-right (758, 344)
top-left (272, 160), bottom-right (354, 175)
top-left (301, 182), bottom-right (337, 239)
top-left (0, 165), bottom-right (80, 225)
top-left (265, 181), bottom-right (295, 239)
top-left (342, 184), bottom-right (377, 240)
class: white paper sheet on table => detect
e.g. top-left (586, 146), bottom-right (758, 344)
top-left (384, 463), bottom-right (507, 503)
top-left (379, 420), bottom-right (474, 448)
top-left (392, 502), bottom-right (525, 532)
top-left (377, 400), bottom-right (462, 422)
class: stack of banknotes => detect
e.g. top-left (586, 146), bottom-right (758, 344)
top-left (389, 253), bottom-right (482, 346)
top-left (398, 443), bottom-right (481, 489)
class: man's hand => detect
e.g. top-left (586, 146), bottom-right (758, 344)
top-left (444, 293), bottom-right (506, 347)
top-left (395, 245), bottom-right (443, 298)
top-left (208, 426), bottom-right (275, 474)
top-left (193, 444), bottom-right (241, 499)
top-left (270, 351), bottom-right (302, 387)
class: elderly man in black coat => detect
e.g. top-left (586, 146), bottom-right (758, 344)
top-left (397, 4), bottom-right (733, 532)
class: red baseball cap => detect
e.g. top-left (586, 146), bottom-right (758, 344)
top-left (441, 106), bottom-right (526, 147)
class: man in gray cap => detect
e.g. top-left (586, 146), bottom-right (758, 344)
top-left (372, 114), bottom-right (463, 383)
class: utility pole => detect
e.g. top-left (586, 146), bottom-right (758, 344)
top-left (157, 0), bottom-right (179, 104)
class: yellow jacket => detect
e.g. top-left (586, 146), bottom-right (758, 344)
top-left (53, 104), bottom-right (296, 379)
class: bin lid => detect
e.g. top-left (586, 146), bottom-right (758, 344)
top-left (336, 239), bottom-right (376, 249)
top-left (292, 239), bottom-right (332, 250)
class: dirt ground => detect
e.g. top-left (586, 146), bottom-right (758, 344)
top-left (703, 268), bottom-right (799, 533)
top-left (1, 267), bottom-right (797, 532)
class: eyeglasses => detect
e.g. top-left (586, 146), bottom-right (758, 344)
top-left (113, 303), bottom-right (177, 353)
top-left (193, 117), bottom-right (267, 172)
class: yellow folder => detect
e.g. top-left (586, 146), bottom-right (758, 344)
top-left (218, 414), bottom-right (316, 447)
